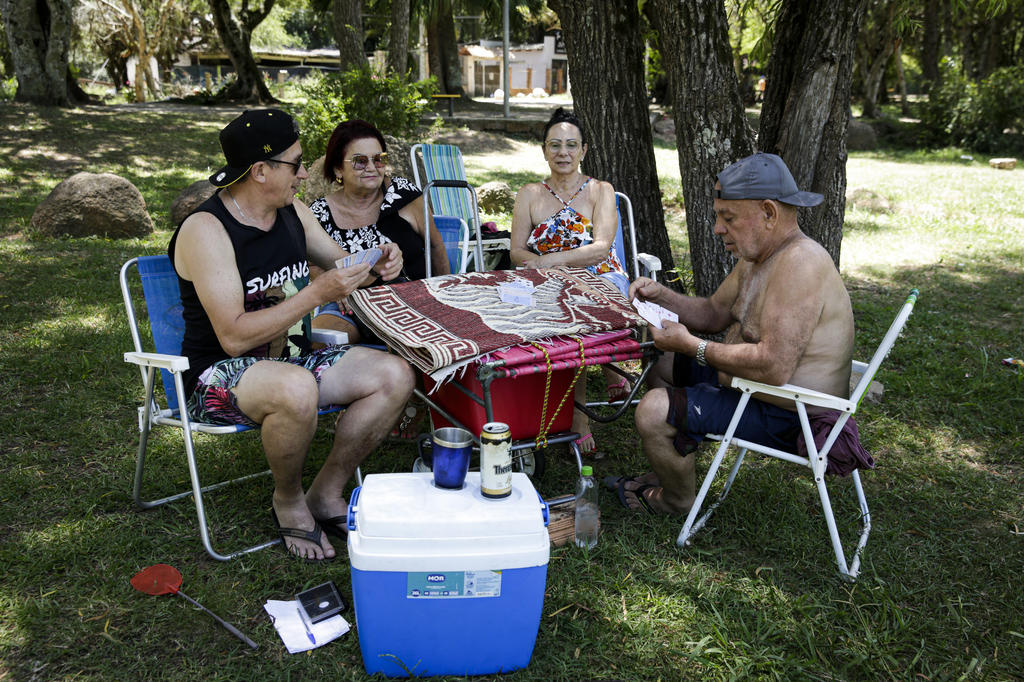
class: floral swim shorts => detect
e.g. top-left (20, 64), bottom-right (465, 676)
top-left (185, 346), bottom-right (350, 427)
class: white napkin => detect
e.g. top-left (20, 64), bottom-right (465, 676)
top-left (263, 599), bottom-right (351, 653)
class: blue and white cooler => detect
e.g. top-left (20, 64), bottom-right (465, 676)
top-left (346, 472), bottom-right (550, 678)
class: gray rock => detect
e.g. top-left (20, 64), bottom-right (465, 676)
top-left (851, 373), bottom-right (884, 403)
top-left (298, 156), bottom-right (334, 203)
top-left (383, 134), bottom-right (413, 180)
top-left (989, 157), bottom-right (1017, 170)
top-left (169, 180), bottom-right (216, 227)
top-left (846, 187), bottom-right (892, 214)
top-left (477, 181), bottom-right (516, 214)
top-left (32, 172), bottom-right (153, 238)
top-left (653, 116), bottom-right (676, 135)
top-left (847, 120), bottom-right (878, 151)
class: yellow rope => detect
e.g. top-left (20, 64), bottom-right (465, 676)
top-left (529, 337), bottom-right (586, 448)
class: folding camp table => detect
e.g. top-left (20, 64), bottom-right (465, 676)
top-left (416, 328), bottom-right (656, 476)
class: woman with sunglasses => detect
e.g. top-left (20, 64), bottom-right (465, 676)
top-left (308, 119), bottom-right (447, 440)
top-left (510, 107), bottom-right (632, 457)
top-left (308, 119), bottom-right (450, 344)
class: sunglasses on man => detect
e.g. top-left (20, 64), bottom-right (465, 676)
top-left (269, 156), bottom-right (304, 174)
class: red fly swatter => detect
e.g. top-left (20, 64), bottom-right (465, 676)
top-left (130, 564), bottom-right (258, 650)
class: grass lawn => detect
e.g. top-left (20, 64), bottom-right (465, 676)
top-left (0, 102), bottom-right (1022, 680)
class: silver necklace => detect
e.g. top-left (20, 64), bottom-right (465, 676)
top-left (228, 188), bottom-right (250, 221)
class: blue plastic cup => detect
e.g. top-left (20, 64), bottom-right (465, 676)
top-left (431, 427), bottom-right (473, 489)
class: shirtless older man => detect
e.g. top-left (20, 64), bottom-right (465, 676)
top-left (170, 109), bottom-right (414, 560)
top-left (620, 152), bottom-right (854, 515)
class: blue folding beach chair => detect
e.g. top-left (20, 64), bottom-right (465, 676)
top-left (410, 143), bottom-right (488, 274)
top-left (119, 255), bottom-right (349, 561)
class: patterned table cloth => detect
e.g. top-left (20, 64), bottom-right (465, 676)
top-left (348, 268), bottom-right (647, 383)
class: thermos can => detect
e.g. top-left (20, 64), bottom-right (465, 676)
top-left (480, 422), bottom-right (513, 498)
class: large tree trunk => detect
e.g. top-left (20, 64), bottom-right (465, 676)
top-left (548, 0), bottom-right (672, 279)
top-left (387, 0), bottom-right (410, 74)
top-left (425, 0), bottom-right (461, 93)
top-left (208, 0), bottom-right (276, 103)
top-left (0, 13), bottom-right (15, 75)
top-left (425, 12), bottom-right (443, 86)
top-left (894, 39), bottom-right (910, 117)
top-left (759, 0), bottom-right (868, 269)
top-left (857, 1), bottom-right (897, 120)
top-left (437, 0), bottom-right (462, 93)
top-left (648, 0), bottom-right (755, 296)
top-left (921, 0), bottom-right (941, 89)
top-left (333, 0), bottom-right (367, 72)
top-left (1, 0), bottom-right (80, 106)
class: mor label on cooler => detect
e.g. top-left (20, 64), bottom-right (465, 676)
top-left (406, 570), bottom-right (503, 599)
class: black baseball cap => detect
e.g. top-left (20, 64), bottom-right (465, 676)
top-left (209, 109), bottom-right (300, 188)
top-left (715, 152), bottom-right (824, 207)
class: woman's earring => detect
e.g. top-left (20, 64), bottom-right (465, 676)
top-left (335, 176), bottom-right (344, 186)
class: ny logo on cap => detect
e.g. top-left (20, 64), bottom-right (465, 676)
top-left (263, 144), bottom-right (272, 153)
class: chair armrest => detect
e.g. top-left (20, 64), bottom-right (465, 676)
top-left (312, 329), bottom-right (350, 346)
top-left (637, 252), bottom-right (662, 279)
top-left (730, 376), bottom-right (854, 412)
top-left (124, 351), bottom-right (190, 373)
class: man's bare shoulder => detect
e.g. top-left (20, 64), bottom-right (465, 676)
top-left (772, 234), bottom-right (840, 280)
top-left (175, 210), bottom-right (233, 279)
top-left (177, 209), bottom-right (233, 250)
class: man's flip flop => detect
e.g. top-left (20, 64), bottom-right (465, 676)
top-left (603, 474), bottom-right (637, 492)
top-left (271, 508), bottom-right (333, 562)
top-left (613, 478), bottom-right (657, 515)
top-left (313, 514), bottom-right (348, 541)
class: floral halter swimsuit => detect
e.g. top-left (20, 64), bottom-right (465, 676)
top-left (526, 178), bottom-right (629, 296)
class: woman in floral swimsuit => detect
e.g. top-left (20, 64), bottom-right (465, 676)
top-left (510, 107), bottom-right (633, 456)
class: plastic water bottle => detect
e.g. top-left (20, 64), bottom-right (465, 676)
top-left (574, 465), bottom-right (599, 549)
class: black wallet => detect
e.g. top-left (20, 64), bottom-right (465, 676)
top-left (297, 581), bottom-right (345, 624)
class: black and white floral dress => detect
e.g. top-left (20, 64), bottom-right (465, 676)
top-left (309, 176), bottom-right (427, 280)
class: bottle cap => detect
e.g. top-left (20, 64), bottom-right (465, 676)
top-left (580, 465), bottom-right (593, 476)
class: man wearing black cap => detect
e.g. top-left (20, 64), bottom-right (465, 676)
top-left (620, 153), bottom-right (855, 515)
top-left (169, 109), bottom-right (414, 560)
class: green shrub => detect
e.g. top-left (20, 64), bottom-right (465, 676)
top-left (0, 77), bottom-right (15, 101)
top-left (296, 67), bottom-right (437, 161)
top-left (920, 59), bottom-right (1024, 153)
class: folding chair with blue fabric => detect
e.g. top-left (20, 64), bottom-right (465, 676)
top-left (677, 289), bottom-right (919, 581)
top-left (431, 215), bottom-right (471, 276)
top-left (119, 255), bottom-right (350, 561)
top-left (569, 191), bottom-right (664, 422)
top-left (410, 143), bottom-right (491, 274)
top-left (612, 191), bottom-right (662, 282)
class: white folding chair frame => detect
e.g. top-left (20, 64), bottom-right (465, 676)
top-left (614, 191), bottom-right (662, 281)
top-left (677, 289), bottom-right (919, 581)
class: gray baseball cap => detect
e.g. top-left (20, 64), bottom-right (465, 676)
top-left (715, 152), bottom-right (824, 207)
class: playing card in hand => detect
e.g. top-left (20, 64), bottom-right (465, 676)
top-left (632, 298), bottom-right (678, 329)
top-left (336, 247), bottom-right (383, 270)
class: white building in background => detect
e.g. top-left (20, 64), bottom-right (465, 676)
top-left (459, 32), bottom-right (569, 98)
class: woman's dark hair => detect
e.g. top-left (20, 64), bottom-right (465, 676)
top-left (542, 107), bottom-right (586, 146)
top-left (323, 119), bottom-right (387, 181)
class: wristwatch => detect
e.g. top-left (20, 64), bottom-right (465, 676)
top-left (696, 340), bottom-right (708, 367)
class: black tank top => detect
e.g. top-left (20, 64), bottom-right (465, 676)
top-left (168, 192), bottom-right (312, 394)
